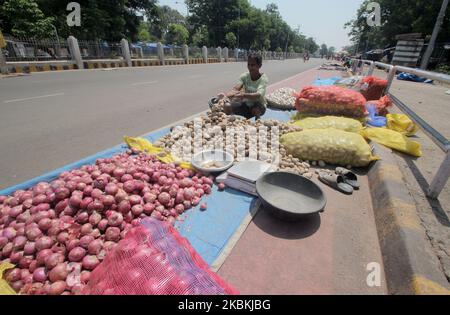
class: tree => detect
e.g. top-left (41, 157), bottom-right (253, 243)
top-left (345, 0), bottom-right (450, 54)
top-left (191, 25), bottom-right (209, 46)
top-left (138, 21), bottom-right (157, 42)
top-left (225, 32), bottom-right (237, 48)
top-left (1, 0), bottom-right (54, 38)
top-left (328, 46), bottom-right (336, 57)
top-left (151, 5), bottom-right (186, 39)
top-left (165, 23), bottom-right (189, 45)
top-left (320, 44), bottom-right (328, 57)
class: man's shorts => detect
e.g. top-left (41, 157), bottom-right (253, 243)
top-left (230, 101), bottom-right (266, 119)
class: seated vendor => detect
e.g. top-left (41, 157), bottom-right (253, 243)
top-left (221, 53), bottom-right (269, 120)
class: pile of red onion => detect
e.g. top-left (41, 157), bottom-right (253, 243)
top-left (0, 150), bottom-right (213, 295)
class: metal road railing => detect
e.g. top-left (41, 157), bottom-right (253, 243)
top-left (351, 58), bottom-right (450, 199)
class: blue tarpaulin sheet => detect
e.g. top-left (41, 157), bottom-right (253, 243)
top-left (0, 109), bottom-right (293, 267)
top-left (312, 76), bottom-right (342, 86)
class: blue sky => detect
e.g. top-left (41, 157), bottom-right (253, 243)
top-left (158, 0), bottom-right (364, 50)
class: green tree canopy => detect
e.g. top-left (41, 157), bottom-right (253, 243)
top-left (0, 0), bottom-right (54, 38)
top-left (225, 32), bottom-right (237, 48)
top-left (345, 0), bottom-right (450, 53)
top-left (165, 23), bottom-right (189, 45)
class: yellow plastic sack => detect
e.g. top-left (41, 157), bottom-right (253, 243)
top-left (281, 129), bottom-right (379, 167)
top-left (291, 116), bottom-right (363, 133)
top-left (360, 128), bottom-right (422, 157)
top-left (0, 263), bottom-right (17, 295)
top-left (124, 136), bottom-right (194, 170)
top-left (387, 114), bottom-right (419, 136)
top-left (291, 112), bottom-right (368, 124)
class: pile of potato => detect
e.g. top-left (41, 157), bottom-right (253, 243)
top-left (266, 88), bottom-right (297, 110)
top-left (154, 105), bottom-right (313, 176)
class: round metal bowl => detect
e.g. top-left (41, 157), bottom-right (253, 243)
top-left (191, 150), bottom-right (234, 174)
top-left (256, 172), bottom-right (327, 221)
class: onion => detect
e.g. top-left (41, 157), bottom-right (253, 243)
top-left (51, 244), bottom-right (67, 256)
top-left (123, 180), bottom-right (136, 193)
top-left (105, 227), bottom-right (120, 242)
top-left (91, 229), bottom-right (101, 239)
top-left (35, 236), bottom-right (54, 251)
top-left (88, 189), bottom-right (101, 201)
top-left (0, 236), bottom-right (8, 250)
top-left (23, 242), bottom-right (36, 255)
top-left (82, 255), bottom-right (100, 270)
top-left (68, 247), bottom-right (86, 262)
top-left (131, 205), bottom-right (144, 217)
top-left (10, 251), bottom-right (23, 263)
top-left (107, 212), bottom-right (123, 227)
top-left (175, 204), bottom-right (185, 214)
top-left (76, 212), bottom-right (89, 224)
top-left (80, 197), bottom-right (93, 210)
top-left (25, 226), bottom-right (42, 242)
top-left (11, 280), bottom-right (24, 292)
top-left (91, 200), bottom-right (104, 213)
top-left (57, 232), bottom-right (69, 244)
top-left (55, 199), bottom-right (69, 214)
top-left (79, 223), bottom-right (92, 236)
top-left (17, 210), bottom-right (31, 223)
top-left (36, 249), bottom-right (54, 266)
top-left (45, 253), bottom-right (65, 270)
top-left (115, 189), bottom-right (128, 203)
top-left (28, 260), bottom-right (38, 273)
top-left (6, 268), bottom-right (22, 282)
top-left (118, 200), bottom-right (131, 214)
top-left (97, 219), bottom-right (108, 232)
top-left (143, 204), bottom-right (155, 215)
top-left (80, 271), bottom-right (91, 284)
top-left (144, 193), bottom-right (157, 203)
top-left (158, 192), bottom-right (171, 205)
top-left (3, 227), bottom-right (17, 240)
top-left (48, 281), bottom-right (67, 295)
top-left (66, 239), bottom-right (80, 252)
top-left (38, 218), bottom-right (52, 231)
top-left (32, 194), bottom-right (47, 206)
top-left (89, 212), bottom-right (102, 226)
top-left (88, 239), bottom-right (103, 255)
top-left (19, 256), bottom-right (33, 269)
top-left (183, 189), bottom-right (195, 201)
top-left (79, 235), bottom-right (94, 249)
top-left (49, 263), bottom-right (69, 282)
top-left (13, 235), bottom-right (27, 251)
top-left (9, 206), bottom-right (23, 218)
top-left (113, 168), bottom-right (126, 179)
top-left (129, 195), bottom-right (142, 206)
top-left (105, 183), bottom-right (119, 196)
top-left (21, 269), bottom-right (31, 280)
top-left (103, 241), bottom-right (117, 252)
top-left (69, 195), bottom-right (82, 208)
top-left (33, 267), bottom-right (48, 282)
top-left (101, 195), bottom-right (115, 207)
top-left (83, 185), bottom-right (93, 197)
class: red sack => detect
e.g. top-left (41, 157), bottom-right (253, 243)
top-left (83, 218), bottom-right (239, 295)
top-left (295, 86), bottom-right (368, 118)
top-left (360, 76), bottom-right (388, 101)
top-left (367, 95), bottom-right (393, 117)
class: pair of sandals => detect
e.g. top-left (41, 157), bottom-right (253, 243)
top-left (318, 168), bottom-right (360, 195)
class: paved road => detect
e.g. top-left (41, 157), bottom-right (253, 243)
top-left (0, 59), bottom-right (323, 189)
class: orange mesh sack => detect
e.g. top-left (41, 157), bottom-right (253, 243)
top-left (83, 218), bottom-right (239, 295)
top-left (367, 95), bottom-right (393, 116)
top-left (295, 86), bottom-right (368, 118)
top-left (360, 76), bottom-right (388, 101)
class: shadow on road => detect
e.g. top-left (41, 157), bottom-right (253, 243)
top-left (400, 153), bottom-right (450, 228)
top-left (252, 207), bottom-right (321, 240)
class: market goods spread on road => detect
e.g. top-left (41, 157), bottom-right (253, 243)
top-left (0, 67), bottom-right (422, 295)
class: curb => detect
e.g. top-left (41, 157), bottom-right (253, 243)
top-left (368, 143), bottom-right (450, 295)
